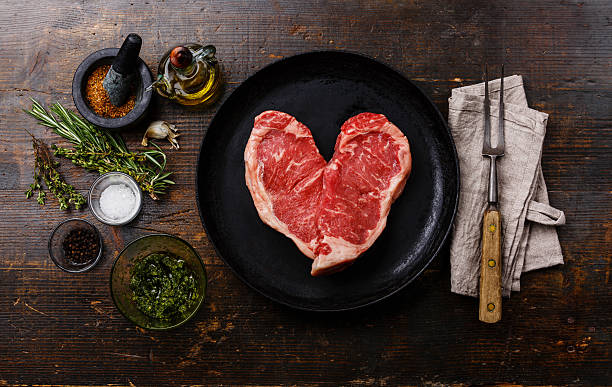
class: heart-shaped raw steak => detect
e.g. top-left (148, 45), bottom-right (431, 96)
top-left (245, 111), bottom-right (411, 276)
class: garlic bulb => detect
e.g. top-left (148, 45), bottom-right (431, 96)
top-left (142, 120), bottom-right (180, 149)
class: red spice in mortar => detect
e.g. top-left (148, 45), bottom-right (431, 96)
top-left (85, 65), bottom-right (136, 118)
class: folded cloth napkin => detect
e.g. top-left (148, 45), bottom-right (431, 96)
top-left (448, 75), bottom-right (565, 297)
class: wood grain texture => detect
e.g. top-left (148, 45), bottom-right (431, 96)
top-left (479, 209), bottom-right (502, 323)
top-left (0, 0), bottom-right (611, 385)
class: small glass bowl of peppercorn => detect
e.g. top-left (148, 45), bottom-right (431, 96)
top-left (110, 234), bottom-right (206, 330)
top-left (48, 218), bottom-right (103, 273)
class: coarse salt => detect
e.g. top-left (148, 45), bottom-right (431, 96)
top-left (99, 184), bottom-right (136, 220)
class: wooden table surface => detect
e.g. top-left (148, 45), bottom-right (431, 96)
top-left (1, 0), bottom-right (610, 385)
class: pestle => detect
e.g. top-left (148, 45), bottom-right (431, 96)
top-left (103, 33), bottom-right (142, 107)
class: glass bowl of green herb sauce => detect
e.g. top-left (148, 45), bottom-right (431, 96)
top-left (110, 234), bottom-right (206, 330)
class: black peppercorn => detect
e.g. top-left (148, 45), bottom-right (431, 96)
top-left (62, 227), bottom-right (99, 265)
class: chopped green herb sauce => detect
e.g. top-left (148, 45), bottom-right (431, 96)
top-left (130, 252), bottom-right (199, 322)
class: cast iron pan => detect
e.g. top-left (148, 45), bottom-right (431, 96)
top-left (196, 51), bottom-right (459, 311)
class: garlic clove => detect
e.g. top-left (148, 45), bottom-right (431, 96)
top-left (142, 120), bottom-right (180, 149)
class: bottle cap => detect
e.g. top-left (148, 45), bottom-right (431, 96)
top-left (170, 46), bottom-right (193, 69)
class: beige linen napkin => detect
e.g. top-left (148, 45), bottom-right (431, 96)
top-left (448, 75), bottom-right (565, 297)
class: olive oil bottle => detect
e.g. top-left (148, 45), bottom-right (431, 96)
top-left (148, 44), bottom-right (222, 107)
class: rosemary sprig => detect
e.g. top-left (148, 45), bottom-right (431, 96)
top-left (25, 99), bottom-right (174, 200)
top-left (25, 131), bottom-right (87, 210)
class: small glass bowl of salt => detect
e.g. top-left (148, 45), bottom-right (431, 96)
top-left (89, 172), bottom-right (143, 226)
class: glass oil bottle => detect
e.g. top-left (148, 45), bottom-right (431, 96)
top-left (148, 44), bottom-right (222, 107)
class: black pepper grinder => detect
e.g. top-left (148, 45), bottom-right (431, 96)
top-left (103, 33), bottom-right (142, 107)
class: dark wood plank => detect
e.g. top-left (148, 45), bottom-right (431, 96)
top-left (0, 0), bottom-right (610, 385)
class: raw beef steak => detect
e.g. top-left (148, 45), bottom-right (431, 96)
top-left (244, 111), bottom-right (411, 276)
top-left (244, 111), bottom-right (326, 258)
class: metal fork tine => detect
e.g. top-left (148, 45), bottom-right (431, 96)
top-left (497, 64), bottom-right (505, 151)
top-left (483, 64), bottom-right (491, 151)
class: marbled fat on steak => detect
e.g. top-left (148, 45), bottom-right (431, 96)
top-left (244, 111), bottom-right (412, 276)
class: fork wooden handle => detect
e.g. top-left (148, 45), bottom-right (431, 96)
top-left (479, 208), bottom-right (502, 323)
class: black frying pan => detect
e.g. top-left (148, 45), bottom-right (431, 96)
top-left (196, 51), bottom-right (459, 311)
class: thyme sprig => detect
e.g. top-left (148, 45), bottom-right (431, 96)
top-left (25, 99), bottom-right (174, 200)
top-left (25, 131), bottom-right (87, 210)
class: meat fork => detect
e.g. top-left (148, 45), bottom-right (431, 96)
top-left (479, 64), bottom-right (504, 323)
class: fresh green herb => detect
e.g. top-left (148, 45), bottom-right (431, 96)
top-left (130, 253), bottom-right (199, 322)
top-left (25, 131), bottom-right (86, 210)
top-left (25, 99), bottom-right (174, 200)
